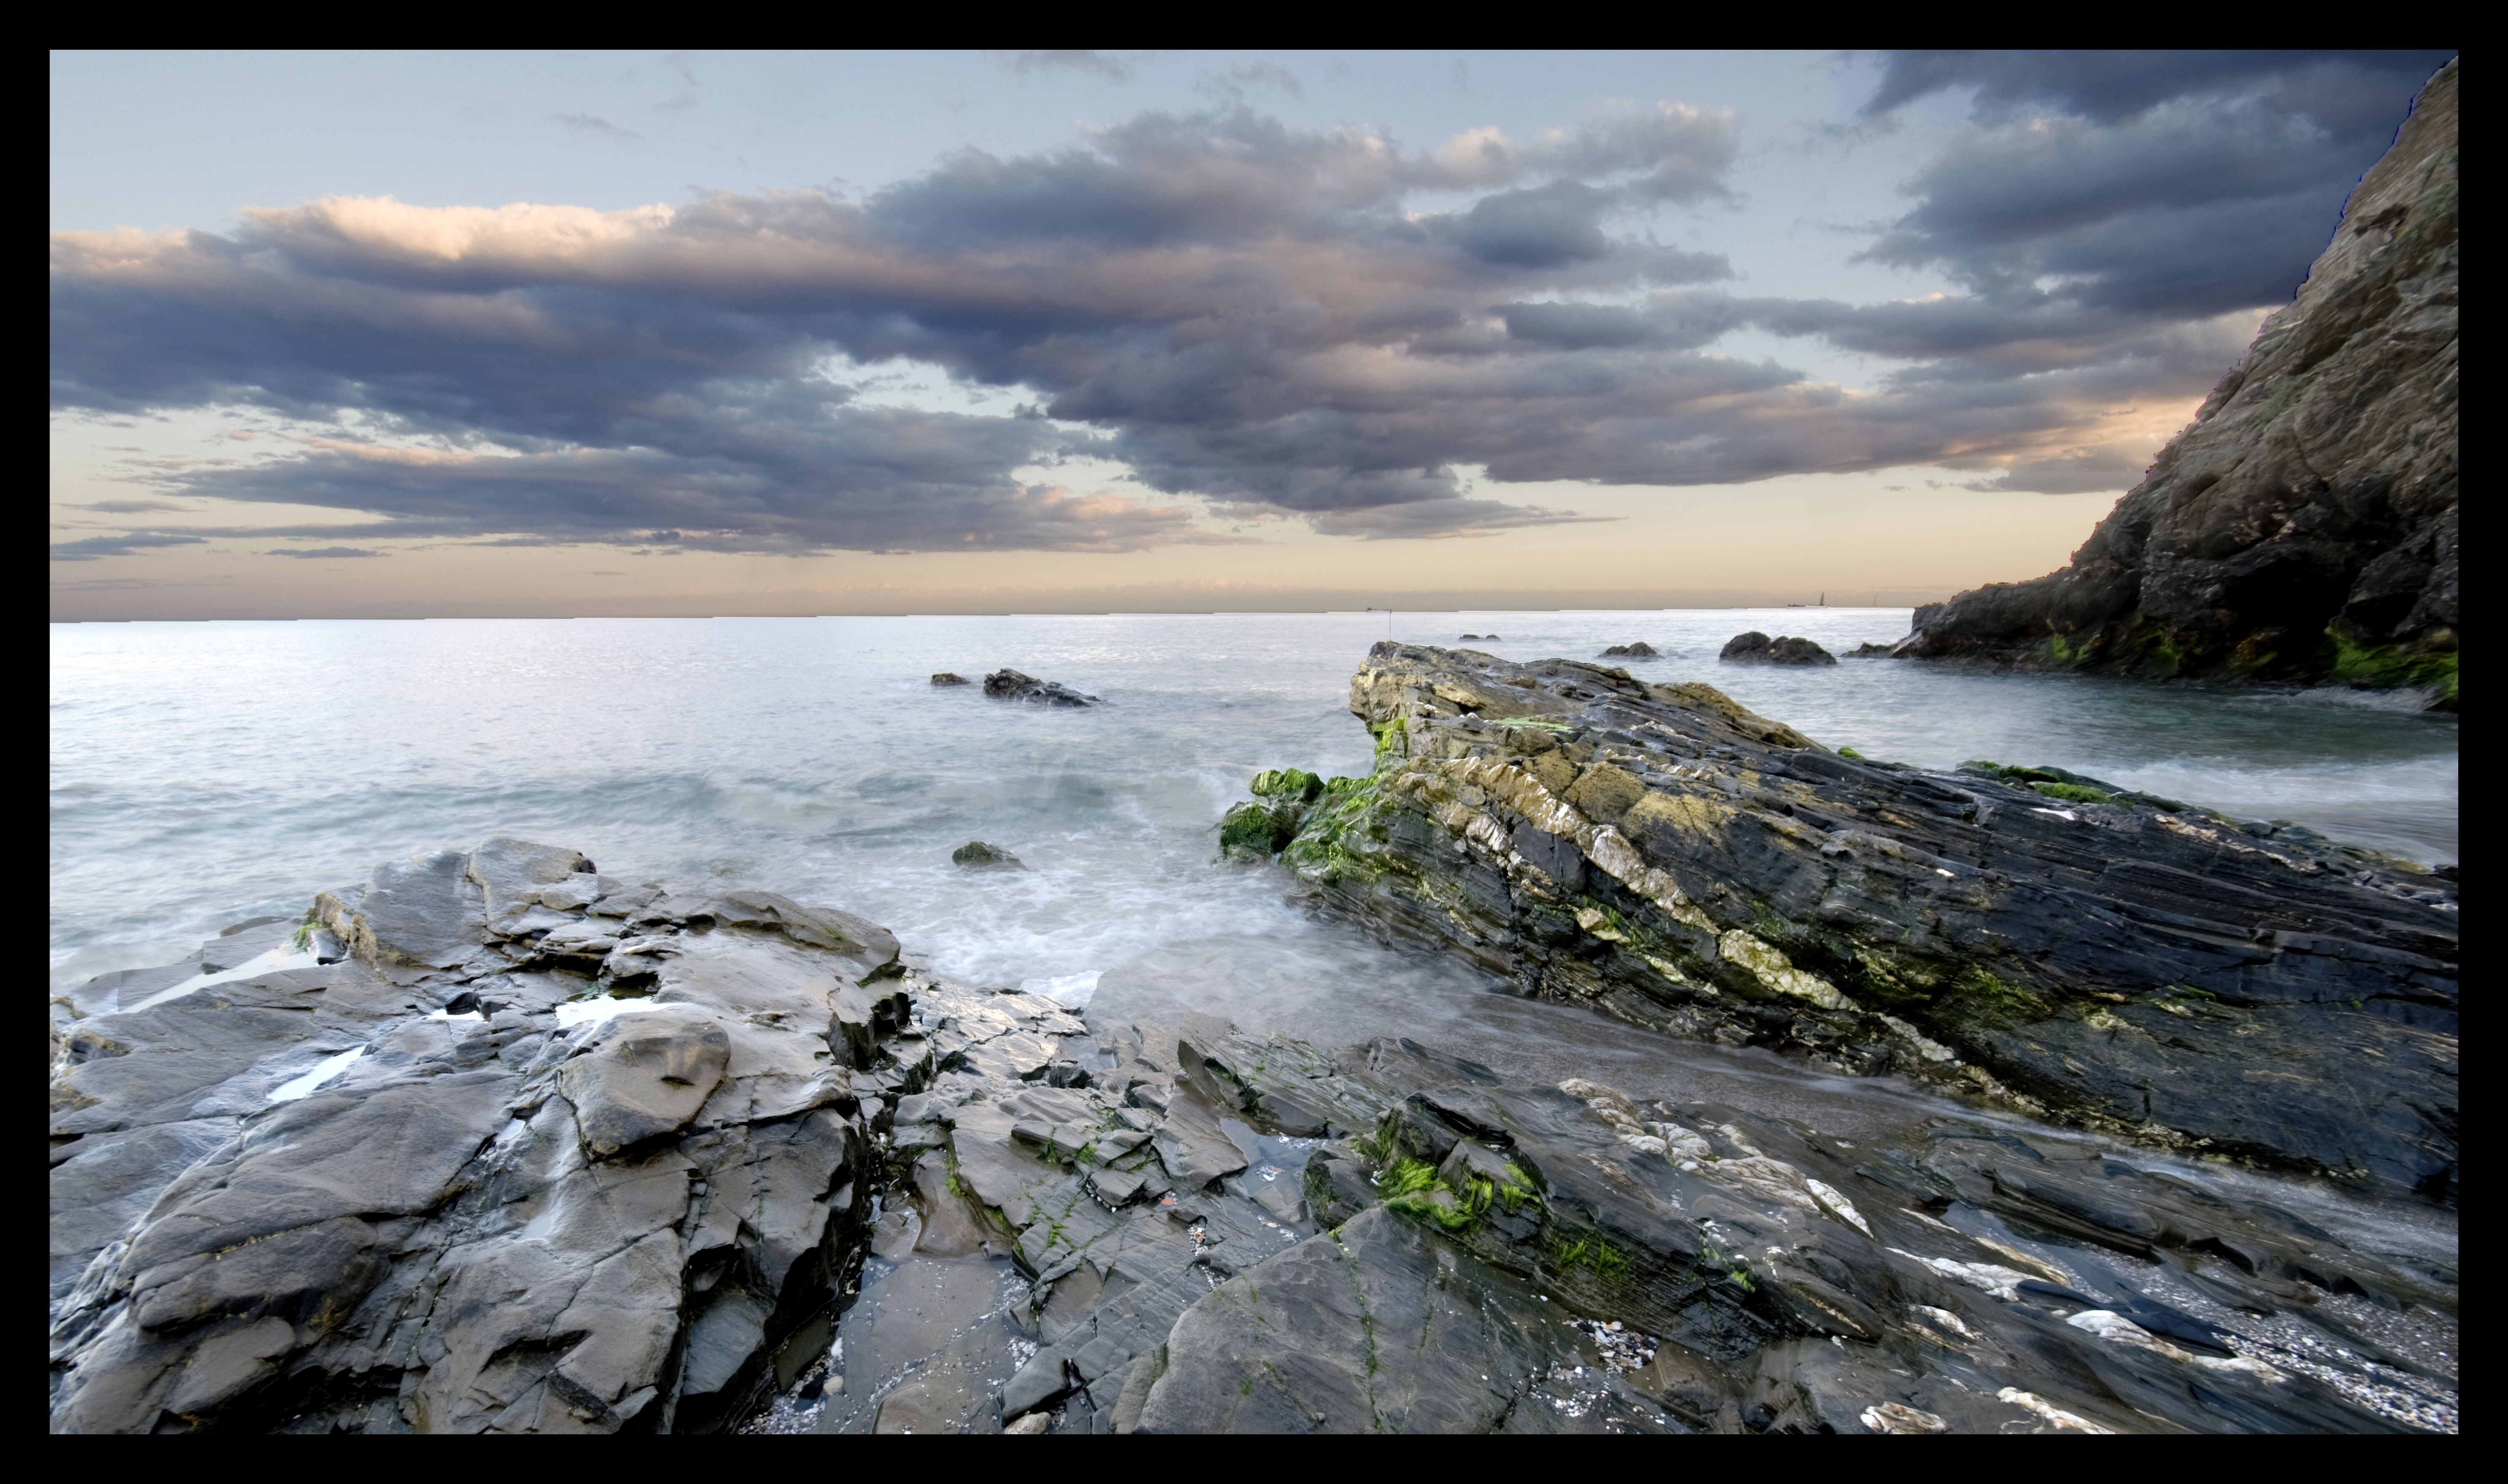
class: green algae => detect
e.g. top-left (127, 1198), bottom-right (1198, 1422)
top-left (1250, 767), bottom-right (1325, 802)
top-left (2030, 782), bottom-right (2114, 805)
top-left (2327, 630), bottom-right (2457, 708)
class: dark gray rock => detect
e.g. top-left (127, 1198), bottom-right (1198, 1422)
top-left (1904, 61), bottom-right (2457, 710)
top-left (1600, 642), bottom-right (1657, 658)
top-left (556, 1010), bottom-right (730, 1157)
top-left (951, 841), bottom-right (1025, 870)
top-left (48, 841), bottom-right (908, 1435)
top-left (930, 672), bottom-right (969, 686)
top-left (982, 669), bottom-right (1098, 706)
top-left (1249, 644), bottom-right (2456, 1196)
top-left (1135, 1206), bottom-right (1661, 1433)
top-left (1719, 631), bottom-right (1836, 666)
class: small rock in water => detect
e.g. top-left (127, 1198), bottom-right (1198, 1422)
top-left (952, 840), bottom-right (1026, 871)
top-left (1598, 642), bottom-right (1658, 658)
top-left (983, 668), bottom-right (1098, 705)
top-left (1843, 642), bottom-right (1896, 658)
top-left (930, 672), bottom-right (970, 686)
top-left (1459, 633), bottom-right (1500, 642)
top-left (1718, 631), bottom-right (1836, 666)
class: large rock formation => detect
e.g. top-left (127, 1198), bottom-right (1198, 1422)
top-left (883, 1015), bottom-right (2456, 1434)
top-left (49, 840), bottom-right (911, 1433)
top-left (1904, 59), bottom-right (2458, 709)
top-left (51, 836), bottom-right (2458, 1433)
top-left (1236, 644), bottom-right (2457, 1197)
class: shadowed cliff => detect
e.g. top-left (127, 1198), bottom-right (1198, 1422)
top-left (1904, 59), bottom-right (2458, 709)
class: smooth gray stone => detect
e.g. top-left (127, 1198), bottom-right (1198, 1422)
top-left (557, 1010), bottom-right (729, 1157)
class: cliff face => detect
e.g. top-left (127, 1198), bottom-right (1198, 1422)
top-left (1904, 59), bottom-right (2458, 708)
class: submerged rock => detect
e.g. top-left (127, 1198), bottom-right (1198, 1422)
top-left (952, 841), bottom-right (1026, 871)
top-left (1844, 642), bottom-right (1897, 658)
top-left (931, 673), bottom-right (969, 687)
top-left (1719, 632), bottom-right (1836, 666)
top-left (1904, 60), bottom-right (2458, 709)
top-left (1600, 642), bottom-right (1658, 658)
top-left (983, 669), bottom-right (1098, 706)
top-left (1234, 644), bottom-right (2457, 1197)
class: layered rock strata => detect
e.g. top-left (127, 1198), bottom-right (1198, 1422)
top-left (875, 1017), bottom-right (2454, 1433)
top-left (1904, 59), bottom-right (2458, 708)
top-left (50, 842), bottom-right (2456, 1433)
top-left (1235, 644), bottom-right (2457, 1197)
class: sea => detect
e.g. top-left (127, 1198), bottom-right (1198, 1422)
top-left (48, 607), bottom-right (2461, 1246)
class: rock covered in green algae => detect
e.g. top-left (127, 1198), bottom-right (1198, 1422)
top-left (1235, 643), bottom-right (2457, 1197)
top-left (1904, 61), bottom-right (2458, 710)
top-left (951, 840), bottom-right (1026, 870)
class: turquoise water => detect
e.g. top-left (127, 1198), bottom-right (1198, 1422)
top-left (50, 610), bottom-right (2457, 1003)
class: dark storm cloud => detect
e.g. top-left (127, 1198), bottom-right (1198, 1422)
top-left (1864, 50), bottom-right (2456, 126)
top-left (47, 59), bottom-right (2446, 554)
top-left (1858, 51), bottom-right (2457, 322)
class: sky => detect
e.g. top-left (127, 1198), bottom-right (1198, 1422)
top-left (48, 49), bottom-right (2454, 620)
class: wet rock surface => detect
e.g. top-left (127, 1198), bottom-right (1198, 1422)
top-left (1233, 644), bottom-right (2456, 1199)
top-left (866, 1009), bottom-right (2454, 1434)
top-left (929, 673), bottom-right (969, 687)
top-left (951, 841), bottom-right (1026, 871)
top-left (982, 669), bottom-right (1098, 706)
top-left (1720, 631), bottom-right (1837, 666)
top-left (1600, 642), bottom-right (1659, 658)
top-left (1905, 61), bottom-right (2457, 708)
top-left (49, 840), bottom-right (903, 1434)
top-left (50, 838), bottom-right (2456, 1433)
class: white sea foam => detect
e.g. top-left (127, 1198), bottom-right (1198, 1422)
top-left (555, 996), bottom-right (673, 1029)
top-left (1017, 971), bottom-right (1102, 1009)
top-left (269, 1047), bottom-right (363, 1102)
top-left (124, 946), bottom-right (322, 1014)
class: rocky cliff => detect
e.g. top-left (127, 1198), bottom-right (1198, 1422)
top-left (1233, 644), bottom-right (2457, 1196)
top-left (1903, 59), bottom-right (2458, 708)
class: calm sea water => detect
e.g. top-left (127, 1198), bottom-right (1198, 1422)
top-left (51, 610), bottom-right (2456, 1020)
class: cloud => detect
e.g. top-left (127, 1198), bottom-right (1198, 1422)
top-left (76, 499), bottom-right (196, 514)
top-left (1198, 62), bottom-right (1303, 103)
top-left (1863, 50), bottom-right (2455, 126)
top-left (994, 51), bottom-right (1140, 82)
top-left (547, 113), bottom-right (643, 144)
top-left (266, 545), bottom-right (386, 558)
top-left (48, 531), bottom-right (209, 561)
top-left (1857, 51), bottom-right (2458, 322)
top-left (47, 65), bottom-right (2443, 553)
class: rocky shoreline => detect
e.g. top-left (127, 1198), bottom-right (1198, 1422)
top-left (48, 654), bottom-right (2459, 1433)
